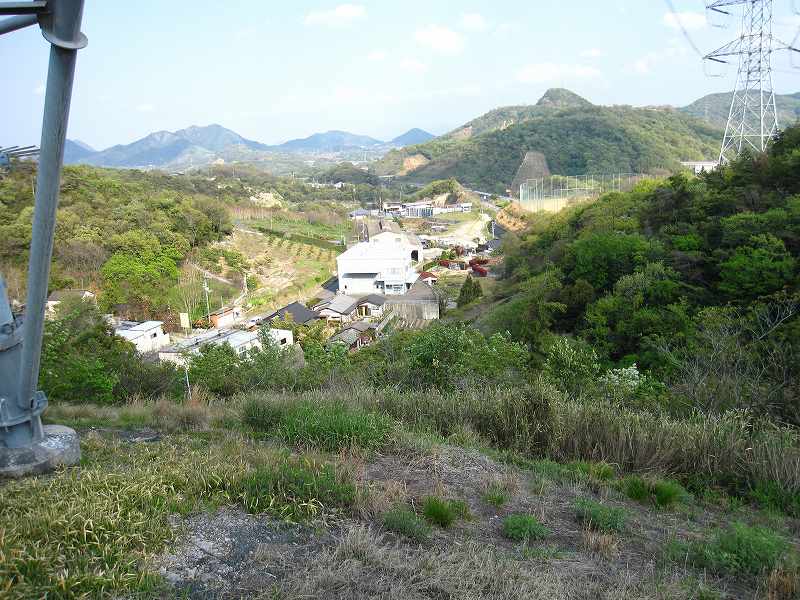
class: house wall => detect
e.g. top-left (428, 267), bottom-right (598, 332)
top-left (134, 328), bottom-right (170, 353)
top-left (318, 307), bottom-right (355, 323)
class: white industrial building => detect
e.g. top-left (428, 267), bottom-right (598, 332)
top-left (336, 242), bottom-right (419, 296)
top-left (114, 321), bottom-right (170, 354)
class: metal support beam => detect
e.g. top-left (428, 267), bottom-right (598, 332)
top-left (0, 0), bottom-right (86, 457)
top-left (0, 13), bottom-right (36, 35)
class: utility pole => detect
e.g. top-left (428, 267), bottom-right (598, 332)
top-left (704, 0), bottom-right (798, 162)
top-left (0, 0), bottom-right (87, 477)
top-left (202, 275), bottom-right (211, 327)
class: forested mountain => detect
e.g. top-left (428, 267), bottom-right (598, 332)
top-left (680, 91), bottom-right (800, 130)
top-left (68, 124), bottom-right (268, 169)
top-left (484, 125), bottom-right (800, 423)
top-left (373, 89), bottom-right (721, 193)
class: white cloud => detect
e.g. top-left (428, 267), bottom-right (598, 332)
top-left (663, 11), bottom-right (707, 31)
top-left (399, 58), bottom-right (429, 74)
top-left (367, 50), bottom-right (387, 61)
top-left (580, 48), bottom-right (604, 59)
top-left (777, 15), bottom-right (800, 28)
top-left (136, 103), bottom-right (155, 112)
top-left (33, 83), bottom-right (45, 96)
top-left (304, 4), bottom-right (366, 27)
top-left (516, 63), bottom-right (602, 84)
top-left (461, 13), bottom-right (487, 32)
top-left (415, 25), bottom-right (465, 55)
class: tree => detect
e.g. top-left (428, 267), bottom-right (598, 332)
top-left (457, 275), bottom-right (483, 307)
top-left (718, 234), bottom-right (796, 302)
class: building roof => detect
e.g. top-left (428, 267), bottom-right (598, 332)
top-left (324, 294), bottom-right (359, 315)
top-left (405, 279), bottom-right (439, 300)
top-left (330, 328), bottom-right (360, 346)
top-left (337, 241), bottom-right (408, 262)
top-left (418, 272), bottom-right (438, 280)
top-left (209, 306), bottom-right (238, 317)
top-left (160, 328), bottom-right (258, 354)
top-left (343, 320), bottom-right (375, 333)
top-left (358, 294), bottom-right (386, 307)
top-left (267, 301), bottom-right (319, 325)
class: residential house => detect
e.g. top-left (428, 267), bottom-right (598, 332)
top-left (418, 272), bottom-right (438, 286)
top-left (266, 301), bottom-right (320, 326)
top-left (328, 321), bottom-right (376, 352)
top-left (356, 294), bottom-right (385, 318)
top-left (158, 327), bottom-right (293, 366)
top-left (208, 306), bottom-right (242, 329)
top-left (46, 289), bottom-right (95, 317)
top-left (114, 321), bottom-right (170, 354)
top-left (386, 279), bottom-right (441, 321)
top-left (316, 294), bottom-right (359, 323)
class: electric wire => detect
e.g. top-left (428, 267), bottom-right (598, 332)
top-left (663, 0), bottom-right (706, 56)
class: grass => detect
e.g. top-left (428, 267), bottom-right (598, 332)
top-left (620, 475), bottom-right (689, 509)
top-left (574, 498), bottom-right (626, 533)
top-left (243, 396), bottom-right (394, 452)
top-left (671, 522), bottom-right (793, 576)
top-left (502, 514), bottom-right (550, 542)
top-left (422, 496), bottom-right (468, 528)
top-left (483, 483), bottom-right (510, 507)
top-left (0, 432), bottom-right (358, 599)
top-left (382, 506), bottom-right (431, 542)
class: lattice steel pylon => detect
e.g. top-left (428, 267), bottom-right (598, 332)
top-left (704, 0), bottom-right (781, 163)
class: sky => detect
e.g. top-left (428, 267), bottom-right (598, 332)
top-left (2, 0), bottom-right (800, 150)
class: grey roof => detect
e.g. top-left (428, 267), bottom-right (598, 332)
top-left (324, 294), bottom-right (359, 315)
top-left (330, 328), bottom-right (360, 346)
top-left (406, 279), bottom-right (438, 300)
top-left (358, 294), bottom-right (386, 307)
top-left (344, 320), bottom-right (375, 333)
top-left (267, 301), bottom-right (319, 325)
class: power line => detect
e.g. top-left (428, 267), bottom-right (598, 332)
top-left (663, 0), bottom-right (705, 56)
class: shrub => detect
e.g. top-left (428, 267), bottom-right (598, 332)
top-left (382, 506), bottom-right (431, 541)
top-left (502, 514), bottom-right (550, 542)
top-left (620, 475), bottom-right (688, 508)
top-left (574, 498), bottom-right (626, 533)
top-left (569, 460), bottom-right (616, 482)
top-left (423, 496), bottom-right (458, 528)
top-left (676, 523), bottom-right (791, 576)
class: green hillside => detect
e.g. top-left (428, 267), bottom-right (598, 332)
top-left (680, 91), bottom-right (800, 130)
top-left (374, 97), bottom-right (721, 193)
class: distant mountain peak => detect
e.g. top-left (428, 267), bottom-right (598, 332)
top-left (390, 128), bottom-right (435, 146)
top-left (536, 88), bottom-right (593, 109)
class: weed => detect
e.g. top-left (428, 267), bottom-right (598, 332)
top-left (521, 543), bottom-right (565, 560)
top-left (620, 475), bottom-right (689, 509)
top-left (239, 457), bottom-right (356, 521)
top-left (502, 514), bottom-right (550, 542)
top-left (674, 522), bottom-right (791, 576)
top-left (423, 496), bottom-right (461, 528)
top-left (582, 529), bottom-right (619, 559)
top-left (483, 483), bottom-right (510, 507)
top-left (382, 506), bottom-right (431, 542)
top-left (568, 460), bottom-right (615, 482)
top-left (574, 498), bottom-right (626, 533)
top-left (750, 481), bottom-right (800, 518)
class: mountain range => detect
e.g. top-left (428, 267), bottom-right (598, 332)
top-left (371, 88), bottom-right (800, 193)
top-left (66, 126), bottom-right (435, 169)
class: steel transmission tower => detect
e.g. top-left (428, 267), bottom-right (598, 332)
top-left (704, 0), bottom-right (783, 163)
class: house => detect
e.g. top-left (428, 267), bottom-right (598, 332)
top-left (46, 289), bottom-right (95, 316)
top-left (114, 321), bottom-right (170, 354)
top-left (158, 327), bottom-right (293, 366)
top-left (328, 321), bottom-right (376, 352)
top-left (209, 305), bottom-right (242, 329)
top-left (349, 208), bottom-right (371, 219)
top-left (366, 219), bottom-right (424, 262)
top-left (681, 160), bottom-right (719, 174)
top-left (336, 242), bottom-right (418, 296)
top-left (418, 272), bottom-right (438, 286)
top-left (317, 294), bottom-right (359, 323)
top-left (356, 294), bottom-right (386, 318)
top-left (266, 301), bottom-right (319, 326)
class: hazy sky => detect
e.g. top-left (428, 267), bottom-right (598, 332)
top-left (3, 0), bottom-right (800, 149)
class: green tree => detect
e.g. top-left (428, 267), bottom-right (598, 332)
top-left (718, 234), bottom-right (796, 301)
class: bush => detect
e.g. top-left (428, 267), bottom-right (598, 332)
top-left (382, 506), bottom-right (431, 541)
top-left (423, 496), bottom-right (460, 528)
top-left (502, 514), bottom-right (550, 542)
top-left (574, 498), bottom-right (626, 533)
top-left (483, 484), bottom-right (510, 507)
top-left (676, 523), bottom-right (791, 576)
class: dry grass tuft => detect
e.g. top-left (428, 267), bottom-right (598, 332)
top-left (767, 567), bottom-right (800, 600)
top-left (153, 399), bottom-right (210, 432)
top-left (356, 480), bottom-right (408, 519)
top-left (582, 529), bottom-right (619, 560)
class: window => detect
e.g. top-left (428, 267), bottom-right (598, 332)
top-left (151, 332), bottom-right (157, 338)
top-left (280, 338), bottom-right (287, 345)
